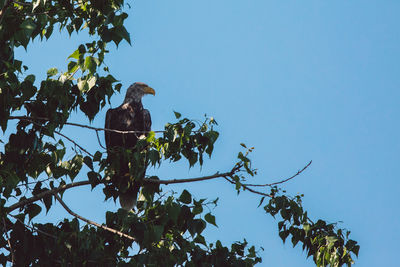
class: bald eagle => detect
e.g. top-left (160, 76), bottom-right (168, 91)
top-left (105, 82), bottom-right (155, 210)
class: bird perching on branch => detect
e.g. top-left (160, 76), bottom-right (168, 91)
top-left (105, 82), bottom-right (155, 210)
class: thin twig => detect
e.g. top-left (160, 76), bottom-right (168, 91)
top-left (96, 129), bottom-right (107, 149)
top-left (54, 129), bottom-right (93, 157)
top-left (2, 218), bottom-right (15, 265)
top-left (244, 161), bottom-right (312, 187)
top-left (54, 193), bottom-right (136, 241)
top-left (15, 177), bottom-right (54, 187)
top-left (223, 176), bottom-right (273, 198)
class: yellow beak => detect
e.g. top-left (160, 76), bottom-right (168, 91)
top-left (143, 86), bottom-right (156, 96)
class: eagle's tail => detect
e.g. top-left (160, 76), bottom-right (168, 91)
top-left (119, 183), bottom-right (140, 211)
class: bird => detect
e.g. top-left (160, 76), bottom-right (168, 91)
top-left (104, 82), bottom-right (155, 210)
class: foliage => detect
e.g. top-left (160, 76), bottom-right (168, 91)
top-left (0, 0), bottom-right (359, 266)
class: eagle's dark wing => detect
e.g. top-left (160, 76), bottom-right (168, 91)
top-left (105, 106), bottom-right (138, 149)
top-left (143, 109), bottom-right (152, 132)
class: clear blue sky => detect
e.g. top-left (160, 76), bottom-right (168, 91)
top-left (11, 0), bottom-right (400, 266)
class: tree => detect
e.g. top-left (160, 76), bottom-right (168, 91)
top-left (0, 1), bottom-right (359, 266)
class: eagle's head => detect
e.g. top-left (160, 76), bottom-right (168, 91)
top-left (124, 82), bottom-right (155, 104)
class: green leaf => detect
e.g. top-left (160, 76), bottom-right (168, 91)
top-left (87, 75), bottom-right (96, 90)
top-left (68, 48), bottom-right (80, 60)
top-left (47, 68), bottom-right (58, 77)
top-left (278, 221), bottom-right (285, 231)
top-left (179, 189), bottom-right (192, 204)
top-left (303, 223), bottom-right (311, 235)
top-left (42, 193), bottom-right (52, 213)
top-left (68, 61), bottom-right (78, 73)
top-left (112, 12), bottom-right (128, 27)
top-left (258, 197), bottom-right (265, 207)
top-left (69, 155), bottom-right (83, 180)
top-left (189, 219), bottom-right (206, 236)
top-left (84, 56), bottom-right (97, 74)
top-left (106, 211), bottom-right (117, 226)
top-left (148, 149), bottom-right (160, 166)
top-left (205, 213), bottom-right (217, 227)
top-left (291, 234), bottom-right (299, 247)
top-left (77, 78), bottom-right (87, 92)
top-left (93, 151), bottom-right (102, 162)
top-left (173, 111), bottom-right (181, 119)
top-left (87, 171), bottom-right (100, 188)
top-left (26, 203), bottom-right (42, 221)
top-left (83, 156), bottom-right (93, 170)
top-left (192, 202), bottom-right (203, 215)
top-left (114, 26), bottom-right (131, 45)
top-left (25, 74), bottom-right (35, 83)
top-left (153, 225), bottom-right (164, 242)
top-left (20, 19), bottom-right (36, 37)
top-left (279, 230), bottom-right (289, 243)
top-left (44, 24), bottom-right (53, 39)
top-left (105, 74), bottom-right (118, 83)
top-left (194, 235), bottom-right (207, 246)
top-left (353, 245), bottom-right (360, 257)
top-left (21, 82), bottom-right (37, 101)
top-left (146, 131), bottom-right (156, 142)
top-left (167, 203), bottom-right (180, 224)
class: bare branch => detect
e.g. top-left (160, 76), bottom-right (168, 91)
top-left (145, 169), bottom-right (238, 185)
top-left (2, 218), bottom-right (15, 265)
top-left (54, 194), bottom-right (136, 241)
top-left (244, 160), bottom-right (312, 187)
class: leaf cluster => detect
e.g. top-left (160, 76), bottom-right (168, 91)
top-left (1, 190), bottom-right (262, 266)
top-left (264, 190), bottom-right (360, 267)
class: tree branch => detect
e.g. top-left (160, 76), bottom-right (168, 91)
top-left (2, 218), bottom-right (14, 265)
top-left (95, 129), bottom-right (107, 150)
top-left (145, 169), bottom-right (237, 185)
top-left (244, 160), bottom-right (312, 187)
top-left (9, 116), bottom-right (164, 134)
top-left (223, 176), bottom-right (274, 198)
top-left (54, 193), bottom-right (136, 241)
top-left (6, 168), bottom-right (240, 213)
